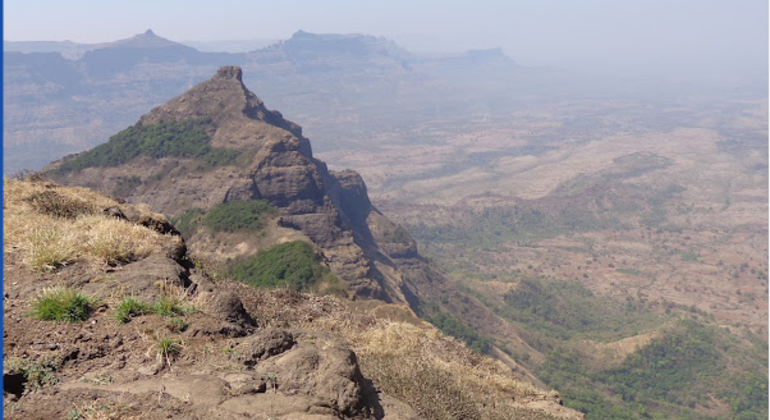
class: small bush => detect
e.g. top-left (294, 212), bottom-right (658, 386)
top-left (227, 241), bottom-right (333, 291)
top-left (114, 297), bottom-right (150, 323)
top-left (4, 357), bottom-right (62, 393)
top-left (32, 287), bottom-right (95, 323)
top-left (203, 200), bottom-right (274, 233)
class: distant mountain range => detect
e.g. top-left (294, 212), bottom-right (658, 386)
top-left (4, 29), bottom-right (522, 175)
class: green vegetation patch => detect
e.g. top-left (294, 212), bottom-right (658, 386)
top-left (227, 241), bottom-right (335, 292)
top-left (54, 117), bottom-right (238, 173)
top-left (596, 320), bottom-right (721, 404)
top-left (428, 312), bottom-right (492, 354)
top-left (203, 200), bottom-right (274, 233)
top-left (170, 200), bottom-right (275, 239)
top-left (170, 208), bottom-right (206, 238)
top-left (501, 277), bottom-right (661, 341)
top-left (152, 296), bottom-right (197, 317)
top-left (536, 319), bottom-right (769, 420)
top-left (4, 357), bottom-right (62, 394)
top-left (31, 287), bottom-right (96, 323)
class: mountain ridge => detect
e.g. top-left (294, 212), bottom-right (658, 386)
top-left (4, 29), bottom-right (523, 176)
top-left (45, 66), bottom-right (555, 380)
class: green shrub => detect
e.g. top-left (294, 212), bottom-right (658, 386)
top-left (227, 241), bottom-right (332, 291)
top-left (31, 287), bottom-right (95, 322)
top-left (203, 200), bottom-right (274, 233)
top-left (4, 357), bottom-right (62, 393)
top-left (114, 297), bottom-right (150, 323)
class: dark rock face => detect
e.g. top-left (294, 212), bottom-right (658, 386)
top-left (235, 329), bottom-right (296, 366)
top-left (208, 291), bottom-right (258, 329)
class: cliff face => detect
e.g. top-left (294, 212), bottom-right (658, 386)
top-left (47, 66), bottom-right (416, 303)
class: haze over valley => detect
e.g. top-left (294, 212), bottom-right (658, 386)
top-left (4, 2), bottom-right (768, 418)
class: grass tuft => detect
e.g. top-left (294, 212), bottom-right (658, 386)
top-left (78, 215), bottom-right (162, 266)
top-left (4, 178), bottom-right (168, 271)
top-left (114, 297), bottom-right (151, 323)
top-left (152, 296), bottom-right (196, 317)
top-left (156, 336), bottom-right (182, 369)
top-left (24, 224), bottom-right (78, 271)
top-left (32, 287), bottom-right (96, 323)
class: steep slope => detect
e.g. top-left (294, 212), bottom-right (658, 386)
top-left (3, 176), bottom-right (582, 420)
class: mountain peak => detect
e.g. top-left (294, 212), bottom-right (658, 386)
top-left (213, 65), bottom-right (243, 82)
top-left (108, 29), bottom-right (186, 49)
top-left (139, 66), bottom-right (302, 139)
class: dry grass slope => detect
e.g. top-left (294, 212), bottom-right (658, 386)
top-left (4, 177), bottom-right (170, 270)
top-left (245, 287), bottom-right (580, 419)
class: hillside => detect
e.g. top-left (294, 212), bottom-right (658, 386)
top-left (43, 66), bottom-right (563, 386)
top-left (23, 56), bottom-right (769, 418)
top-left (3, 175), bottom-right (582, 419)
top-left (346, 98), bottom-right (769, 418)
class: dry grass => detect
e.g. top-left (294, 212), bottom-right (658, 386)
top-left (4, 177), bottom-right (167, 271)
top-left (267, 293), bottom-right (560, 420)
top-left (76, 215), bottom-right (162, 265)
top-left (234, 285), bottom-right (565, 418)
top-left (69, 399), bottom-right (130, 420)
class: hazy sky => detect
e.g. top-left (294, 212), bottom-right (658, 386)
top-left (4, 0), bottom-right (768, 77)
